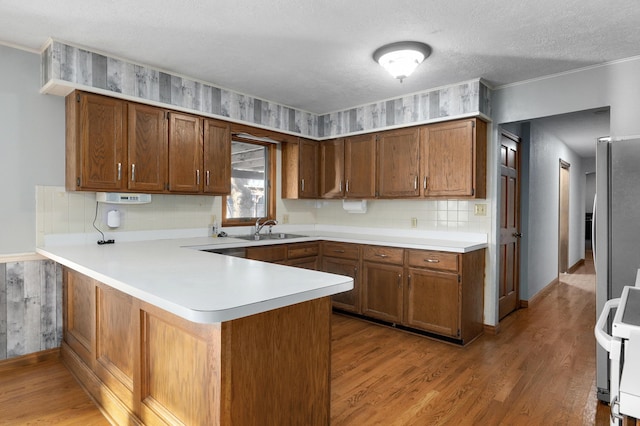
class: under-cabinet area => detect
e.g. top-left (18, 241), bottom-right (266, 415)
top-left (66, 90), bottom-right (487, 200)
top-left (242, 238), bottom-right (486, 345)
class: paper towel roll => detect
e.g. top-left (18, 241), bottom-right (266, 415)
top-left (107, 210), bottom-right (120, 228)
top-left (342, 199), bottom-right (367, 214)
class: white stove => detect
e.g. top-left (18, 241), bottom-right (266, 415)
top-left (596, 285), bottom-right (640, 425)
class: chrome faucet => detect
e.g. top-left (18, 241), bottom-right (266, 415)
top-left (255, 218), bottom-right (278, 236)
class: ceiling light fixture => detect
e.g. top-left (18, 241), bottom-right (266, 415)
top-left (373, 41), bottom-right (431, 82)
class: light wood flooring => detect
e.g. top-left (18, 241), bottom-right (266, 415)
top-left (0, 255), bottom-right (611, 425)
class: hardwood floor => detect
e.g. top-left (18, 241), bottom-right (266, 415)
top-left (331, 253), bottom-right (610, 425)
top-left (0, 255), bottom-right (611, 425)
top-left (0, 355), bottom-right (109, 425)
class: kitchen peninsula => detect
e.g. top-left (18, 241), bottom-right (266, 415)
top-left (37, 238), bottom-right (353, 425)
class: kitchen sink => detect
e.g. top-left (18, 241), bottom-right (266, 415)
top-left (234, 233), bottom-right (307, 241)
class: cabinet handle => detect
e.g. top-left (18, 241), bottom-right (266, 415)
top-left (423, 176), bottom-right (427, 190)
top-left (414, 176), bottom-right (418, 190)
top-left (301, 178), bottom-right (305, 192)
top-left (408, 275), bottom-right (412, 288)
top-left (354, 266), bottom-right (358, 278)
top-left (425, 258), bottom-right (440, 263)
top-left (196, 169), bottom-right (200, 185)
top-left (346, 180), bottom-right (350, 193)
top-left (117, 163), bottom-right (122, 181)
top-left (206, 170), bottom-right (210, 186)
top-left (131, 164), bottom-right (136, 182)
top-left (375, 253), bottom-right (389, 258)
top-left (339, 180), bottom-right (343, 192)
top-left (333, 249), bottom-right (345, 253)
top-left (397, 274), bottom-right (402, 288)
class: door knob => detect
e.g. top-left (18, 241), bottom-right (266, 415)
top-left (512, 232), bottom-right (522, 238)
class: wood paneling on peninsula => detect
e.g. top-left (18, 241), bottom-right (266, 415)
top-left (61, 267), bottom-right (332, 425)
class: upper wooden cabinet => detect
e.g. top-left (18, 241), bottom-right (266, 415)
top-left (319, 135), bottom-right (378, 199)
top-left (319, 138), bottom-right (345, 199)
top-left (282, 138), bottom-right (319, 199)
top-left (344, 134), bottom-right (376, 198)
top-left (168, 112), bottom-right (203, 193)
top-left (128, 103), bottom-right (168, 192)
top-left (203, 119), bottom-right (231, 194)
top-left (66, 91), bottom-right (126, 191)
top-left (66, 91), bottom-right (232, 195)
top-left (376, 127), bottom-right (420, 198)
top-left (420, 118), bottom-right (487, 198)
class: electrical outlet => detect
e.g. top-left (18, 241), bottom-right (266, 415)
top-left (282, 214), bottom-right (289, 224)
top-left (411, 217), bottom-right (418, 228)
top-left (474, 203), bottom-right (487, 216)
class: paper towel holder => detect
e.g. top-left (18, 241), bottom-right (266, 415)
top-left (342, 199), bottom-right (367, 214)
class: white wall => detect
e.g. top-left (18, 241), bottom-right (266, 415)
top-left (0, 45), bottom-right (65, 254)
top-left (489, 56), bottom-right (640, 319)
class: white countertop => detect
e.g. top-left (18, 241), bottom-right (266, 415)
top-left (184, 230), bottom-right (487, 253)
top-left (37, 227), bottom-right (486, 325)
top-left (37, 238), bottom-right (353, 324)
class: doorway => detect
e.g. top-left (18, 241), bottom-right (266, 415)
top-left (499, 130), bottom-right (521, 320)
top-left (559, 160), bottom-right (570, 273)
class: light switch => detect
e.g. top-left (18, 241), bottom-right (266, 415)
top-left (474, 204), bottom-right (487, 216)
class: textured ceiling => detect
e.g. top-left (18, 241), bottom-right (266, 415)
top-left (1, 0), bottom-right (639, 115)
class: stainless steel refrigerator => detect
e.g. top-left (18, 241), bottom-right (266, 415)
top-left (595, 136), bottom-right (640, 402)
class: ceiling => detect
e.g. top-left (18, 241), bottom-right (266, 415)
top-left (0, 0), bottom-right (635, 156)
top-left (528, 108), bottom-right (610, 158)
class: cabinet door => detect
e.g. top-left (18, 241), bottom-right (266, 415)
top-left (203, 119), bottom-right (231, 194)
top-left (168, 112), bottom-right (203, 192)
top-left (75, 92), bottom-right (126, 190)
top-left (344, 134), bottom-right (376, 198)
top-left (246, 245), bottom-right (287, 263)
top-left (299, 139), bottom-right (319, 198)
top-left (322, 256), bottom-right (359, 313)
top-left (361, 262), bottom-right (403, 323)
top-left (128, 103), bottom-right (167, 192)
top-left (406, 268), bottom-right (460, 337)
top-left (320, 139), bottom-right (345, 198)
top-left (288, 256), bottom-right (319, 271)
top-left (420, 119), bottom-right (478, 197)
top-left (376, 128), bottom-right (420, 198)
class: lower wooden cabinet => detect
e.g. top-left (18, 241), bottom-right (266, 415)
top-left (247, 241), bottom-right (319, 269)
top-left (241, 239), bottom-right (485, 344)
top-left (362, 261), bottom-right (404, 323)
top-left (405, 248), bottom-right (485, 343)
top-left (405, 268), bottom-right (459, 337)
top-left (62, 267), bottom-right (332, 425)
top-left (322, 256), bottom-right (359, 313)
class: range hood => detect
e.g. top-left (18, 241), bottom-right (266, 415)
top-left (96, 192), bottom-right (152, 204)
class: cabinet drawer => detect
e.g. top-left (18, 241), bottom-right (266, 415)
top-left (287, 242), bottom-right (319, 259)
top-left (322, 241), bottom-right (360, 260)
top-left (406, 249), bottom-right (459, 272)
top-left (362, 245), bottom-right (404, 264)
top-left (246, 245), bottom-right (287, 262)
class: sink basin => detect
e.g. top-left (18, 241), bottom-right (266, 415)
top-left (234, 233), bottom-right (307, 241)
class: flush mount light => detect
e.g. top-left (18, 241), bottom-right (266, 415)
top-left (373, 41), bottom-right (431, 82)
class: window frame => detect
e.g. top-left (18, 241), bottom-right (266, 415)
top-left (222, 136), bottom-right (277, 227)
